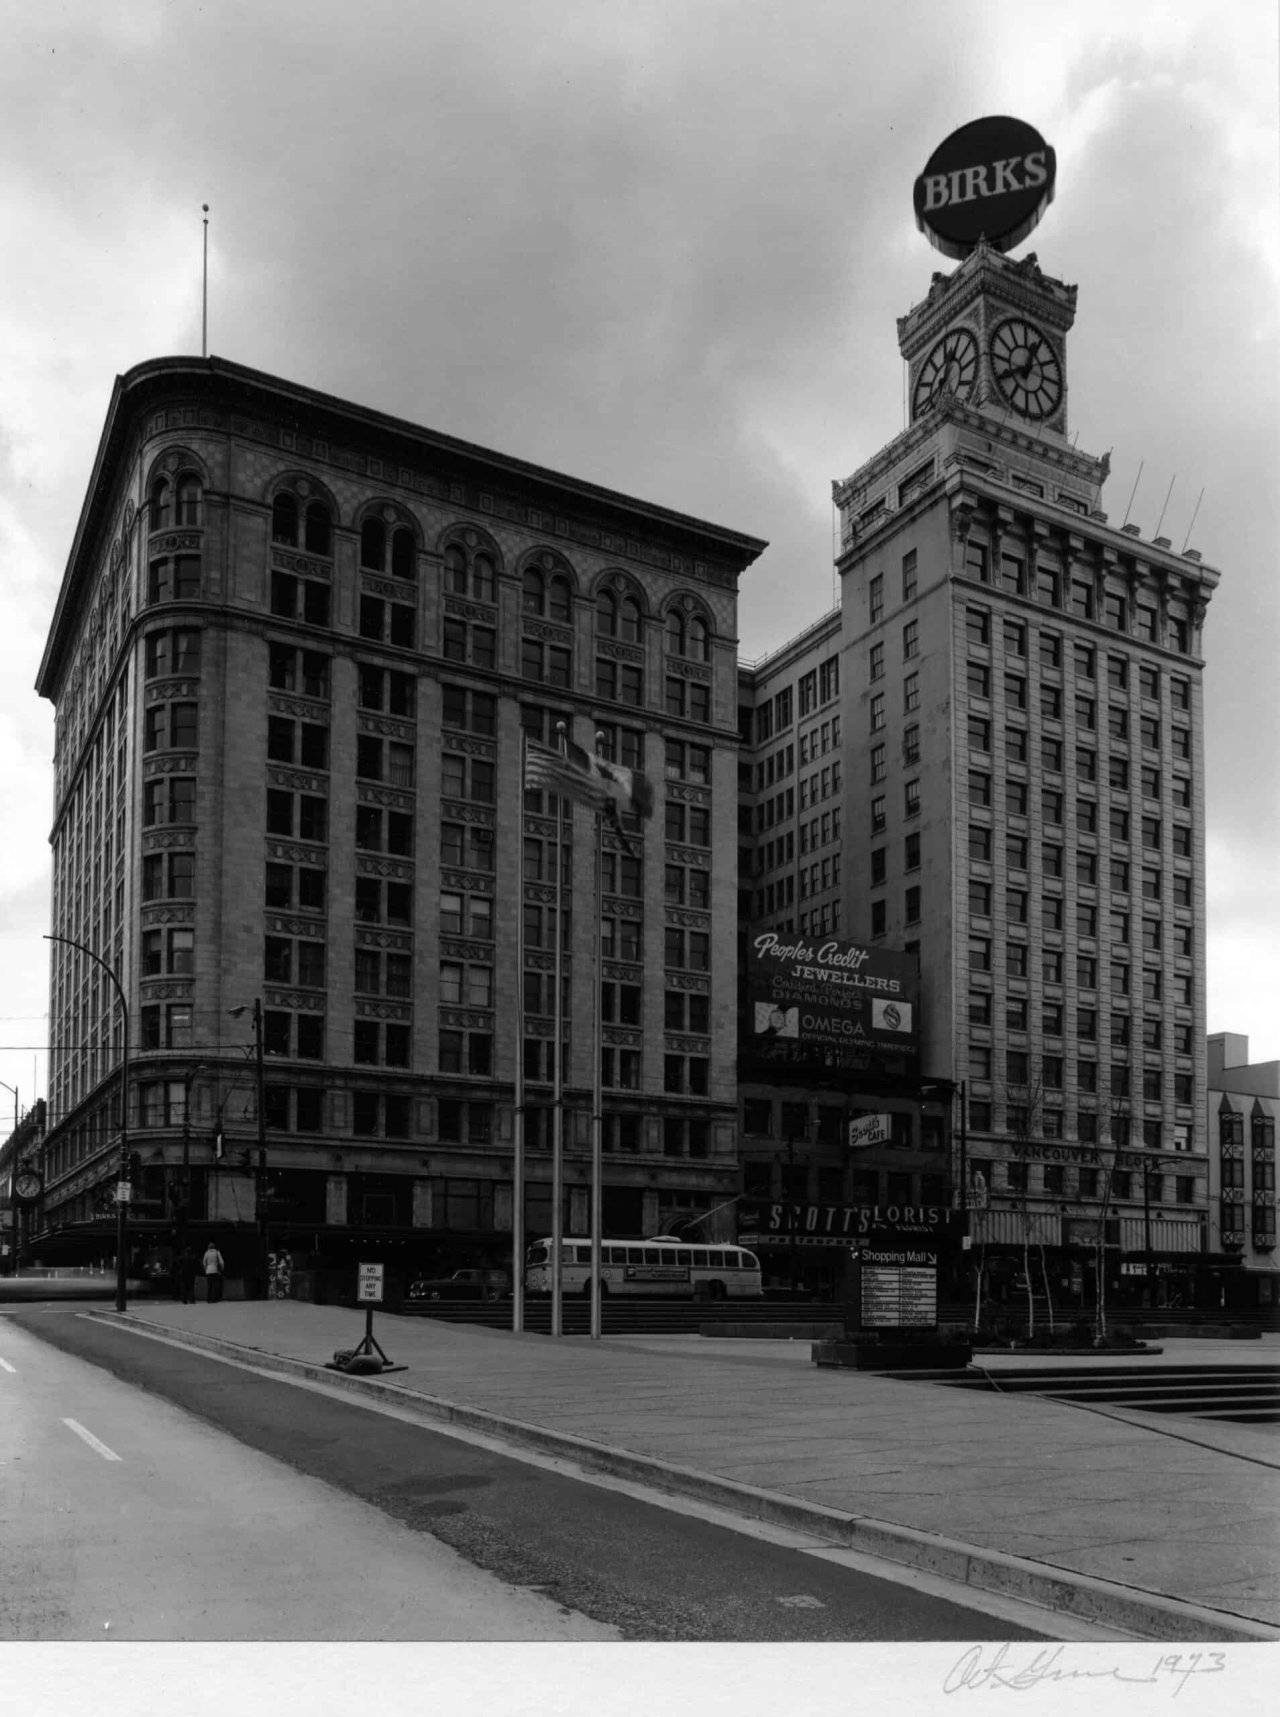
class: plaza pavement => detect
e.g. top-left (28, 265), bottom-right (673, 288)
top-left (88, 1298), bottom-right (1280, 1643)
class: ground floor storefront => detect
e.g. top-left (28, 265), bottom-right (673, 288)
top-left (25, 1152), bottom-right (741, 1300)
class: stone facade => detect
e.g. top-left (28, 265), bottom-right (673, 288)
top-left (35, 357), bottom-right (765, 1270)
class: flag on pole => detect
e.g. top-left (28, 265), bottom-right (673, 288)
top-left (524, 740), bottom-right (654, 824)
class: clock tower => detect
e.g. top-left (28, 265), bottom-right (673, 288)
top-left (899, 239), bottom-right (1076, 439)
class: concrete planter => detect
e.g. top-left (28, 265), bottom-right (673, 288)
top-left (813, 1339), bottom-right (973, 1370)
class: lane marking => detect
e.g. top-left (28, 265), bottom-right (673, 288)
top-left (0, 1357), bottom-right (16, 1372)
top-left (61, 1418), bottom-right (122, 1461)
top-left (776, 1593), bottom-right (825, 1609)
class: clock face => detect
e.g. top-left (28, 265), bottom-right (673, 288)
top-left (14, 1170), bottom-right (41, 1201)
top-left (913, 327), bottom-right (978, 416)
top-left (989, 317), bottom-right (1063, 419)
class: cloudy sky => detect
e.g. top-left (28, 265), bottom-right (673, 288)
top-left (0, 0), bottom-right (1276, 1132)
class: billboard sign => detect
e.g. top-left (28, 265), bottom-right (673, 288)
top-left (745, 931), bottom-right (919, 1081)
top-left (848, 1113), bottom-right (891, 1150)
top-left (914, 116), bottom-right (1056, 260)
top-left (738, 1201), bottom-right (964, 1247)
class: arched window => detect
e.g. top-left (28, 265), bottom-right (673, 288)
top-left (151, 478), bottom-right (171, 532)
top-left (445, 544), bottom-right (467, 593)
top-left (548, 573), bottom-right (572, 623)
top-left (665, 611), bottom-right (685, 654)
top-left (688, 614), bottom-right (710, 661)
top-left (175, 475), bottom-right (201, 528)
top-left (522, 568), bottom-right (545, 616)
top-left (390, 527), bottom-right (415, 580)
top-left (596, 590), bottom-right (618, 637)
top-left (304, 502), bottom-right (332, 557)
top-left (471, 552), bottom-right (494, 602)
top-left (620, 597), bottom-right (642, 644)
top-left (361, 519), bottom-right (386, 571)
top-left (272, 493), bottom-right (298, 546)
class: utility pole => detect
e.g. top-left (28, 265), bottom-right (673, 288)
top-left (228, 1001), bottom-right (269, 1298)
top-left (1, 1082), bottom-right (18, 1277)
top-left (44, 934), bottom-right (130, 1312)
top-left (253, 1000), bottom-right (268, 1298)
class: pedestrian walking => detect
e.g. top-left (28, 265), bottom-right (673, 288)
top-left (201, 1241), bottom-right (225, 1304)
top-left (178, 1245), bottom-right (198, 1305)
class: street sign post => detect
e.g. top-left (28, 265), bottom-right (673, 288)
top-left (326, 1261), bottom-right (406, 1376)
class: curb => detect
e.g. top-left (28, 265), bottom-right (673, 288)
top-left (91, 1310), bottom-right (1280, 1645)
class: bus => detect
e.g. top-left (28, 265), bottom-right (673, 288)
top-left (524, 1235), bottom-right (764, 1300)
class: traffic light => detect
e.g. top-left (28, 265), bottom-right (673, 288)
top-left (128, 1152), bottom-right (142, 1183)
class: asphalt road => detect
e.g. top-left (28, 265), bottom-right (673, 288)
top-left (5, 1304), bottom-right (1052, 1643)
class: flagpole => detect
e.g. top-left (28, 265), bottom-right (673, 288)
top-left (590, 734), bottom-right (605, 1340)
top-left (512, 734), bottom-right (527, 1333)
top-left (201, 204), bottom-right (209, 358)
top-left (551, 722), bottom-right (567, 1338)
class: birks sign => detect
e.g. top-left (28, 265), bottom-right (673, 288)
top-left (914, 117), bottom-right (1056, 260)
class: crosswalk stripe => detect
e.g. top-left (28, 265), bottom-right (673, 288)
top-left (0, 1357), bottom-right (16, 1373)
top-left (61, 1418), bottom-right (122, 1461)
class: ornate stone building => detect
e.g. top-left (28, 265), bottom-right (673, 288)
top-left (35, 356), bottom-right (764, 1284)
top-left (737, 240), bottom-right (1223, 1310)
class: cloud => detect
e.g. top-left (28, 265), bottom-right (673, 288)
top-left (0, 0), bottom-right (1276, 1104)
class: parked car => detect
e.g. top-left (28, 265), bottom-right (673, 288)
top-left (407, 1268), bottom-right (510, 1302)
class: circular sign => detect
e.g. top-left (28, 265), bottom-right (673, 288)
top-left (913, 117), bottom-right (1056, 260)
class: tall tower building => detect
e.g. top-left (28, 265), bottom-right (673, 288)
top-left (830, 237), bottom-right (1220, 1299)
top-left (34, 357), bottom-right (764, 1282)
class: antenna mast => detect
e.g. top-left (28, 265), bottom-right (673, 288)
top-left (201, 205), bottom-right (209, 358)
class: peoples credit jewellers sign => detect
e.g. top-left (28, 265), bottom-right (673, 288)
top-left (744, 931), bottom-right (919, 1081)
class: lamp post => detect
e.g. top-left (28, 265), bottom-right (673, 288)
top-left (44, 934), bottom-right (130, 1312)
top-left (1, 1081), bottom-right (18, 1277)
top-left (779, 1124), bottom-right (810, 1296)
top-left (228, 1001), bottom-right (268, 1297)
top-left (1142, 1156), bottom-right (1155, 1309)
top-left (177, 1059), bottom-right (217, 1250)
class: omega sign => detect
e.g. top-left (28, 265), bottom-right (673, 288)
top-left (914, 116), bottom-right (1056, 260)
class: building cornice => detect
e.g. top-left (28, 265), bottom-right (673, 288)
top-left (38, 355), bottom-right (769, 701)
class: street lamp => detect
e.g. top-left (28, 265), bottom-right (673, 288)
top-left (918, 1077), bottom-right (968, 1213)
top-left (228, 1001), bottom-right (268, 1298)
top-left (1, 1081), bottom-right (19, 1277)
top-left (177, 1059), bottom-right (218, 1250)
top-left (44, 934), bottom-right (130, 1312)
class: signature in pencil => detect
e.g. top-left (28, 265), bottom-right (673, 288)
top-left (943, 1643), bottom-right (1229, 1698)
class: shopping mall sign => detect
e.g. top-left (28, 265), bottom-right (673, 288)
top-left (744, 931), bottom-right (919, 1081)
top-left (914, 116), bottom-right (1056, 260)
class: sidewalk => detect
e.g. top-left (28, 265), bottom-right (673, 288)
top-left (93, 1300), bottom-right (1280, 1642)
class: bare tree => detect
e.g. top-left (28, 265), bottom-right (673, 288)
top-left (1091, 1089), bottom-right (1131, 1345)
top-left (967, 1162), bottom-right (991, 1335)
top-left (1002, 1067), bottom-right (1056, 1340)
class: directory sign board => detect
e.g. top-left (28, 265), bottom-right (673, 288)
top-left (744, 931), bottom-right (919, 1081)
top-left (856, 1246), bottom-right (939, 1330)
